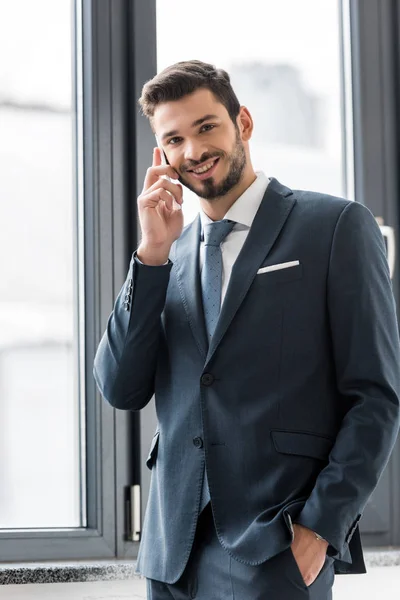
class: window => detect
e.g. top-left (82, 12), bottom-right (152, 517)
top-left (156, 0), bottom-right (352, 225)
top-left (0, 0), bottom-right (129, 562)
top-left (0, 0), bottom-right (83, 529)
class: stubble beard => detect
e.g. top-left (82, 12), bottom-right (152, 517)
top-left (178, 130), bottom-right (247, 201)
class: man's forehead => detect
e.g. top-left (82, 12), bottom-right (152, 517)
top-left (153, 89), bottom-right (226, 134)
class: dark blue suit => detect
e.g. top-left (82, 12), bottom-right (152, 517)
top-left (94, 178), bottom-right (400, 592)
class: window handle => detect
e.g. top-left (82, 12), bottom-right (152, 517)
top-left (376, 217), bottom-right (396, 279)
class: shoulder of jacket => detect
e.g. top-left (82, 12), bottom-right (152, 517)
top-left (291, 188), bottom-right (353, 220)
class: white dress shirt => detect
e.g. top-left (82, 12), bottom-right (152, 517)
top-left (199, 171), bottom-right (270, 305)
top-left (135, 171), bottom-right (270, 306)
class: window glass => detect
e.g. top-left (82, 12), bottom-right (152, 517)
top-left (156, 0), bottom-right (350, 224)
top-left (0, 0), bottom-right (82, 528)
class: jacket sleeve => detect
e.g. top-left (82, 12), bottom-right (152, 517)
top-left (294, 200), bottom-right (400, 559)
top-left (93, 253), bottom-right (173, 410)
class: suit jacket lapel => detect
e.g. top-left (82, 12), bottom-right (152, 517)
top-left (174, 214), bottom-right (208, 359)
top-left (205, 178), bottom-right (296, 366)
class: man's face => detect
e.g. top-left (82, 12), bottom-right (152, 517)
top-left (153, 89), bottom-right (247, 200)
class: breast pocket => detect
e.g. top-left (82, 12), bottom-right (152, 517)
top-left (257, 263), bottom-right (303, 286)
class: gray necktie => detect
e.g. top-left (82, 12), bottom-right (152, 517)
top-left (201, 219), bottom-right (235, 341)
top-left (199, 219), bottom-right (235, 512)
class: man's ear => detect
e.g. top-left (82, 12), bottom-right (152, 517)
top-left (237, 106), bottom-right (253, 142)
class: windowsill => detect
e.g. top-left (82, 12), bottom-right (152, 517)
top-left (0, 560), bottom-right (142, 585)
top-left (1, 549), bottom-right (400, 585)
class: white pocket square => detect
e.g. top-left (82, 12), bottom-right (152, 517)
top-left (257, 260), bottom-right (300, 275)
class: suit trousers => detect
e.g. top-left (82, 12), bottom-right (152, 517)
top-left (146, 503), bottom-right (335, 600)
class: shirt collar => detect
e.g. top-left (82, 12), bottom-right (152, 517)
top-left (199, 171), bottom-right (269, 234)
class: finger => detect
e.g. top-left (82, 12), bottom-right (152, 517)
top-left (143, 164), bottom-right (179, 192)
top-left (148, 178), bottom-right (183, 204)
top-left (152, 164), bottom-right (179, 180)
top-left (158, 189), bottom-right (174, 212)
top-left (147, 178), bottom-right (183, 205)
top-left (139, 188), bottom-right (175, 211)
top-left (164, 192), bottom-right (174, 212)
top-left (142, 148), bottom-right (163, 191)
top-left (153, 147), bottom-right (162, 167)
top-left (152, 189), bottom-right (177, 212)
top-left (174, 184), bottom-right (183, 207)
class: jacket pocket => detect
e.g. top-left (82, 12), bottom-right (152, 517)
top-left (271, 429), bottom-right (334, 461)
top-left (146, 431), bottom-right (160, 470)
top-left (257, 263), bottom-right (303, 285)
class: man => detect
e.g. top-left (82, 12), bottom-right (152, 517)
top-left (93, 60), bottom-right (400, 599)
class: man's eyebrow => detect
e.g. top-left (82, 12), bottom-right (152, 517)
top-left (191, 114), bottom-right (220, 128)
top-left (161, 114), bottom-right (220, 141)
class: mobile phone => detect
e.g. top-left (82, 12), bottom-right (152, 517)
top-left (155, 135), bottom-right (181, 211)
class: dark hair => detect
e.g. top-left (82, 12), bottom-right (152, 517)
top-left (139, 60), bottom-right (241, 125)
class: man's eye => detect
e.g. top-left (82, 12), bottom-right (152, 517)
top-left (200, 124), bottom-right (215, 132)
top-left (168, 137), bottom-right (182, 145)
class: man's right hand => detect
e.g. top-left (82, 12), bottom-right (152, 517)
top-left (137, 147), bottom-right (184, 265)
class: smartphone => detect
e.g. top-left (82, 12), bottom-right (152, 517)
top-left (155, 135), bottom-right (181, 211)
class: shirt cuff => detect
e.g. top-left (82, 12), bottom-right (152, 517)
top-left (133, 250), bottom-right (170, 266)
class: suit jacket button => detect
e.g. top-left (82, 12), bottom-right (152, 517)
top-left (193, 436), bottom-right (203, 448)
top-left (201, 373), bottom-right (214, 386)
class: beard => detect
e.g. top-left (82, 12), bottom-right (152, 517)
top-left (178, 129), bottom-right (247, 200)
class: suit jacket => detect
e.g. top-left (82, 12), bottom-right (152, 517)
top-left (93, 178), bottom-right (400, 583)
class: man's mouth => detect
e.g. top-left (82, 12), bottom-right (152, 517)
top-left (187, 157), bottom-right (220, 180)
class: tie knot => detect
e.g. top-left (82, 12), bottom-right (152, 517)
top-left (203, 219), bottom-right (235, 247)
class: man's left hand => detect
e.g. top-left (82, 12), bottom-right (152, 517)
top-left (290, 523), bottom-right (329, 586)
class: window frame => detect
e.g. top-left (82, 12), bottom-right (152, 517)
top-left (349, 0), bottom-right (400, 548)
top-left (0, 0), bottom-right (144, 561)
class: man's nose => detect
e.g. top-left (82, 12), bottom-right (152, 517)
top-left (183, 141), bottom-right (207, 163)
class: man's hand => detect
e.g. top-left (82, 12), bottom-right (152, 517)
top-left (137, 147), bottom-right (184, 265)
top-left (290, 523), bottom-right (329, 587)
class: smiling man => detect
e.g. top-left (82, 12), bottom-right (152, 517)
top-left (158, 103), bottom-right (249, 208)
top-left (93, 60), bottom-right (400, 599)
